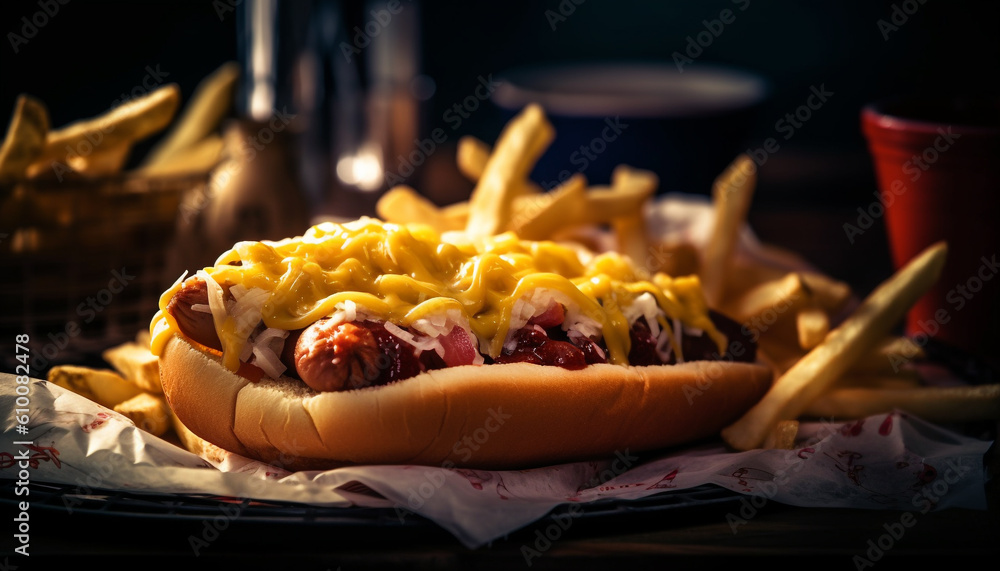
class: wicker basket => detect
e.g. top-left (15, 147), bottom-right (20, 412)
top-left (1, 173), bottom-right (208, 375)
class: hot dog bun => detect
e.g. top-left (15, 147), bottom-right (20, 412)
top-left (160, 333), bottom-right (772, 471)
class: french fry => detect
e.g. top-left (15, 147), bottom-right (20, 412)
top-left (436, 168), bottom-right (659, 236)
top-left (757, 333), bottom-right (808, 377)
top-left (137, 134), bottom-right (224, 177)
top-left (701, 154), bottom-right (756, 307)
top-left (721, 241), bottom-right (948, 451)
top-left (28, 83), bottom-right (180, 175)
top-left (47, 365), bottom-right (142, 408)
top-left (802, 384), bottom-right (1000, 423)
top-left (579, 186), bottom-right (657, 225)
top-left (457, 135), bottom-right (544, 194)
top-left (376, 185), bottom-right (463, 232)
top-left (608, 166), bottom-right (658, 267)
top-left (0, 94), bottom-right (50, 180)
top-left (725, 261), bottom-right (789, 300)
top-left (114, 392), bottom-right (171, 436)
top-left (850, 335), bottom-right (925, 375)
top-left (510, 174), bottom-right (587, 240)
top-left (102, 341), bottom-right (162, 394)
top-left (722, 272), bottom-right (809, 323)
top-left (800, 271), bottom-right (852, 315)
top-left (142, 62), bottom-right (238, 169)
top-left (796, 305), bottom-right (830, 350)
top-left (464, 103), bottom-right (553, 239)
top-left (763, 419), bottom-right (799, 450)
top-left (831, 371), bottom-right (923, 390)
top-left (456, 135), bottom-right (492, 181)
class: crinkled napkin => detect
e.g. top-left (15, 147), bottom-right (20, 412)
top-left (1, 374), bottom-right (992, 549)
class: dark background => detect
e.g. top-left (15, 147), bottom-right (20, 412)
top-left (1, 0), bottom-right (998, 285)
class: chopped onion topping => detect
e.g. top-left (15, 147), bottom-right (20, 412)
top-left (507, 288), bottom-right (603, 349)
top-left (623, 292), bottom-right (661, 339)
top-left (383, 321), bottom-right (442, 358)
top-left (326, 299), bottom-right (371, 327)
top-left (190, 304), bottom-right (212, 314)
top-left (654, 327), bottom-right (673, 363)
top-left (249, 327), bottom-right (289, 380)
top-left (197, 270), bottom-right (228, 337)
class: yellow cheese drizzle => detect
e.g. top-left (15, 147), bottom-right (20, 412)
top-left (149, 218), bottom-right (726, 370)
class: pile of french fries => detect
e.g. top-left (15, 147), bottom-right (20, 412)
top-left (46, 331), bottom-right (216, 456)
top-left (376, 103), bottom-right (1000, 451)
top-left (0, 61), bottom-right (238, 183)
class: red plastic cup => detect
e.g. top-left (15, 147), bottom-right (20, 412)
top-left (862, 96), bottom-right (1000, 371)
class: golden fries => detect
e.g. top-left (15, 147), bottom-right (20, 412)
top-left (796, 305), bottom-right (830, 350)
top-left (456, 135), bottom-right (491, 181)
top-left (722, 272), bottom-right (809, 323)
top-left (138, 134), bottom-right (224, 177)
top-left (608, 166), bottom-right (658, 266)
top-left (46, 331), bottom-right (175, 439)
top-left (803, 384), bottom-right (1000, 423)
top-left (831, 371), bottom-right (923, 390)
top-left (27, 84), bottom-right (180, 177)
top-left (510, 173), bottom-right (587, 241)
top-left (763, 420), bottom-right (799, 450)
top-left (142, 62), bottom-right (238, 169)
top-left (114, 392), bottom-right (171, 436)
top-left (722, 241), bottom-right (948, 451)
top-left (701, 154), bottom-right (756, 307)
top-left (464, 103), bottom-right (553, 238)
top-left (0, 94), bottom-right (50, 180)
top-left (377, 185), bottom-right (464, 231)
top-left (800, 271), bottom-right (852, 315)
top-left (102, 340), bottom-right (162, 394)
top-left (47, 365), bottom-right (143, 409)
top-left (850, 335), bottom-right (925, 375)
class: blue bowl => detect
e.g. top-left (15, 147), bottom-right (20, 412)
top-left (492, 62), bottom-right (768, 195)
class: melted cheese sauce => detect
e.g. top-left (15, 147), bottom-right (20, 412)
top-left (150, 218), bottom-right (724, 370)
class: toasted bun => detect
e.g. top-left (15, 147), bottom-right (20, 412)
top-left (160, 333), bottom-right (772, 471)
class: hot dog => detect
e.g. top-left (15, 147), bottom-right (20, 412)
top-left (150, 218), bottom-right (772, 470)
